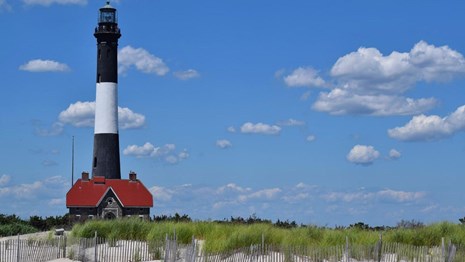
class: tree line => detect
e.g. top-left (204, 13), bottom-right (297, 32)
top-left (0, 214), bottom-right (71, 236)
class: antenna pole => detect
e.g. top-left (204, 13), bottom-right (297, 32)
top-left (71, 136), bottom-right (75, 187)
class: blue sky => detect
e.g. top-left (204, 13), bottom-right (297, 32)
top-left (1, 0), bottom-right (465, 227)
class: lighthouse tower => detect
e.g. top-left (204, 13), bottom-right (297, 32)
top-left (66, 1), bottom-right (153, 222)
top-left (92, 1), bottom-right (121, 179)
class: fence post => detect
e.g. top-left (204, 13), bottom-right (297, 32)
top-left (94, 231), bottom-right (98, 262)
top-left (345, 236), bottom-right (349, 262)
top-left (441, 237), bottom-right (445, 262)
top-left (63, 235), bottom-right (67, 259)
top-left (262, 233), bottom-right (265, 256)
top-left (164, 233), bottom-right (168, 262)
top-left (16, 234), bottom-right (20, 262)
top-left (377, 233), bottom-right (383, 262)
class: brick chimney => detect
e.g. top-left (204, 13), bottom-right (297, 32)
top-left (129, 171), bottom-right (137, 181)
top-left (81, 172), bottom-right (89, 181)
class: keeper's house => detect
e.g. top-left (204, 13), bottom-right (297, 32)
top-left (66, 172), bottom-right (153, 222)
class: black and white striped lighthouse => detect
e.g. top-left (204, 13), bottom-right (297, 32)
top-left (92, 1), bottom-right (121, 179)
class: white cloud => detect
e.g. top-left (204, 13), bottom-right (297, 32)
top-left (277, 118), bottom-right (305, 126)
top-left (217, 183), bottom-right (251, 194)
top-left (284, 41), bottom-right (465, 116)
top-left (123, 142), bottom-right (156, 158)
top-left (0, 181), bottom-right (43, 199)
top-left (48, 198), bottom-right (65, 206)
top-left (19, 59), bottom-right (70, 72)
top-left (284, 67), bottom-right (325, 88)
top-left (389, 149), bottom-right (401, 159)
top-left (388, 105), bottom-right (465, 141)
top-left (118, 106), bottom-right (146, 129)
top-left (149, 185), bottom-right (174, 202)
top-left (173, 69), bottom-right (200, 80)
top-left (240, 122), bottom-right (281, 135)
top-left (178, 150), bottom-right (189, 160)
top-left (347, 145), bottom-right (380, 165)
top-left (216, 139), bottom-right (232, 149)
top-left (0, 175), bottom-right (10, 186)
top-left (322, 189), bottom-right (425, 203)
top-left (58, 101), bottom-right (95, 128)
top-left (313, 88), bottom-right (437, 116)
top-left (330, 41), bottom-right (465, 94)
top-left (42, 160), bottom-right (58, 167)
top-left (58, 101), bottom-right (145, 130)
top-left (238, 188), bottom-right (282, 202)
top-left (118, 46), bottom-right (169, 76)
top-left (377, 189), bottom-right (425, 202)
top-left (282, 193), bottom-right (309, 203)
top-left (227, 126), bottom-right (236, 133)
top-left (123, 142), bottom-right (188, 164)
top-left (22, 0), bottom-right (86, 5)
top-left (306, 135), bottom-right (316, 142)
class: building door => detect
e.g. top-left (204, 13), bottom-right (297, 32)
top-left (104, 212), bottom-right (116, 220)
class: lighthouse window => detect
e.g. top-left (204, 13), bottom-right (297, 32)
top-left (98, 49), bottom-right (101, 60)
top-left (97, 74), bottom-right (101, 83)
top-left (93, 157), bottom-right (97, 167)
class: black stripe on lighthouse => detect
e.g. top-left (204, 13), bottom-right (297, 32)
top-left (92, 2), bottom-right (122, 180)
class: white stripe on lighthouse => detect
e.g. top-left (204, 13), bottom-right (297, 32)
top-left (95, 82), bottom-right (118, 134)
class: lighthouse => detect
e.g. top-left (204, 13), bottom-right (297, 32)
top-left (92, 1), bottom-right (121, 179)
top-left (66, 2), bottom-right (153, 221)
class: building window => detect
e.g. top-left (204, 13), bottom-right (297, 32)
top-left (93, 157), bottom-right (97, 167)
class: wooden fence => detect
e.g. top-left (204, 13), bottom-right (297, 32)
top-left (0, 233), bottom-right (461, 262)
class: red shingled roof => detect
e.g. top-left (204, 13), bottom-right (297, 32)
top-left (66, 177), bottom-right (153, 207)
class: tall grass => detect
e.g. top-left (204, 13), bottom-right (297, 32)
top-left (70, 219), bottom-right (465, 253)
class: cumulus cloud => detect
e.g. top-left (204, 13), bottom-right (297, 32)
top-left (22, 0), bottom-right (86, 5)
top-left (0, 182), bottom-right (43, 199)
top-left (286, 41), bottom-right (465, 116)
top-left (313, 88), bottom-right (437, 116)
top-left (240, 122), bottom-right (281, 135)
top-left (57, 101), bottom-right (145, 130)
top-left (149, 185), bottom-right (174, 202)
top-left (0, 175), bottom-right (10, 186)
top-left (216, 139), bottom-right (232, 149)
top-left (322, 189), bottom-right (425, 203)
top-left (330, 41), bottom-right (465, 93)
top-left (118, 46), bottom-right (169, 76)
top-left (283, 67), bottom-right (326, 88)
top-left (227, 126), bottom-right (236, 133)
top-left (19, 59), bottom-right (70, 72)
top-left (123, 142), bottom-right (188, 164)
top-left (306, 135), bottom-right (316, 142)
top-left (58, 101), bottom-right (94, 127)
top-left (347, 145), bottom-right (380, 165)
top-left (118, 106), bottom-right (146, 129)
top-left (388, 105), bottom-right (465, 141)
top-left (48, 198), bottom-right (65, 206)
top-left (217, 183), bottom-right (251, 194)
top-left (173, 69), bottom-right (200, 80)
top-left (277, 118), bottom-right (305, 126)
top-left (42, 160), bottom-right (58, 167)
top-left (238, 188), bottom-right (282, 202)
top-left (389, 149), bottom-right (401, 159)
top-left (0, 175), bottom-right (69, 216)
